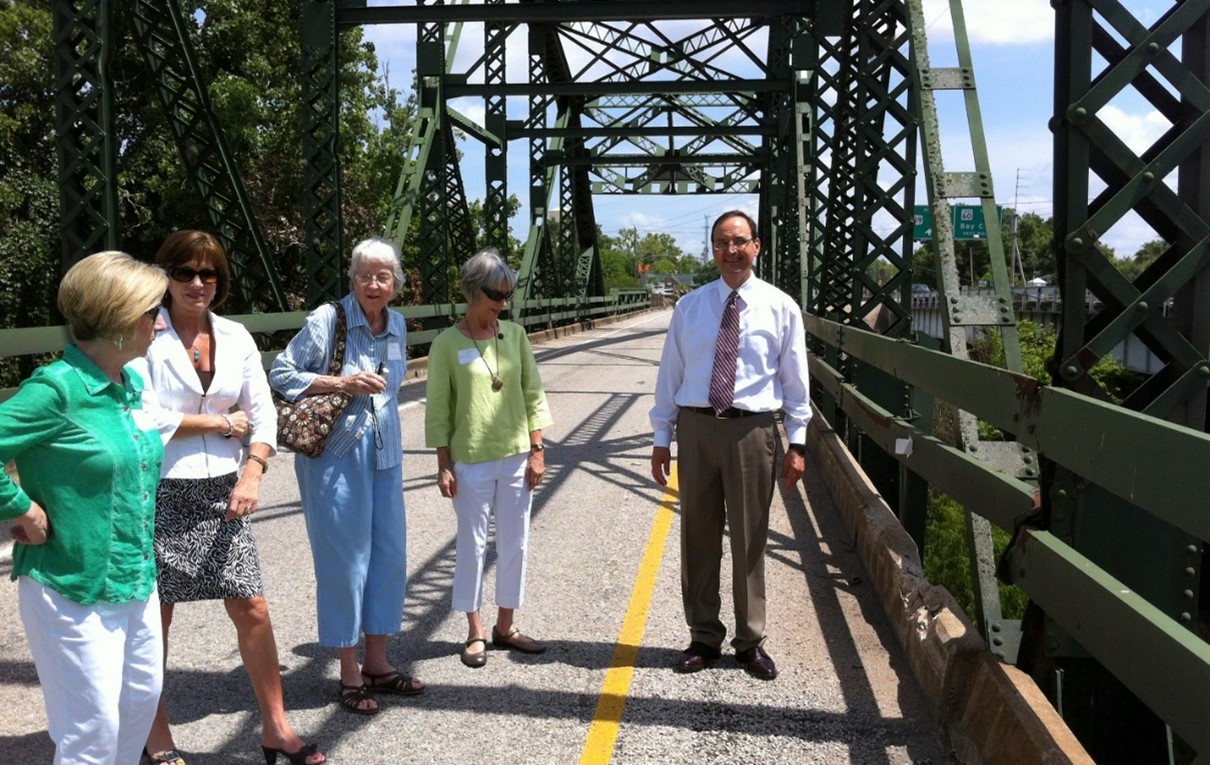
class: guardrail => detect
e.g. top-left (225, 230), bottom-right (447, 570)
top-left (805, 314), bottom-right (1210, 756)
top-left (0, 291), bottom-right (651, 402)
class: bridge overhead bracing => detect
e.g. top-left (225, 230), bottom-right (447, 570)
top-left (45, 0), bottom-right (1210, 760)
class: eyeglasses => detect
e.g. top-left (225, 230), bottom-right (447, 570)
top-left (482, 286), bottom-right (513, 302)
top-left (169, 266), bottom-right (220, 284)
top-left (143, 305), bottom-right (162, 320)
top-left (355, 272), bottom-right (395, 287)
top-left (712, 237), bottom-right (754, 252)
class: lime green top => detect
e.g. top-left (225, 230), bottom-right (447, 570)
top-left (0, 344), bottom-right (163, 605)
top-left (425, 320), bottom-right (553, 464)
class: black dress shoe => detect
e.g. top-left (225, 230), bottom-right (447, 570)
top-left (673, 641), bottom-right (722, 673)
top-left (735, 646), bottom-right (778, 680)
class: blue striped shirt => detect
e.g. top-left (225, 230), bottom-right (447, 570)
top-left (269, 293), bottom-right (407, 469)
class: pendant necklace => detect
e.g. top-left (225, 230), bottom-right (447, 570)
top-left (469, 322), bottom-right (503, 392)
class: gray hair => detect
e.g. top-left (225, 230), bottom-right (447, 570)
top-left (459, 248), bottom-right (517, 302)
top-left (347, 237), bottom-right (405, 297)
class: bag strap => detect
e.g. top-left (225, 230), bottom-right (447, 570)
top-left (326, 301), bottom-right (348, 376)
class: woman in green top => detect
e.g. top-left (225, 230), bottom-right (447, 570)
top-left (425, 248), bottom-right (554, 668)
top-left (0, 251), bottom-right (169, 765)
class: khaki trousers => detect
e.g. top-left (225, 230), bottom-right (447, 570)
top-left (675, 408), bottom-right (776, 652)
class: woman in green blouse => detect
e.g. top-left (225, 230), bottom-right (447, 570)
top-left (0, 251), bottom-right (169, 765)
top-left (425, 248), bottom-right (553, 668)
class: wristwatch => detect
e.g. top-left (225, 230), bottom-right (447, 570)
top-left (530, 442), bottom-right (545, 452)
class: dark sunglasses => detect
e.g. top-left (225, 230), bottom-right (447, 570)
top-left (143, 305), bottom-right (162, 320)
top-left (481, 286), bottom-right (513, 302)
top-left (168, 266), bottom-right (220, 284)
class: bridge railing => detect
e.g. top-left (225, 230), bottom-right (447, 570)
top-left (0, 291), bottom-right (651, 403)
top-left (806, 314), bottom-right (1210, 756)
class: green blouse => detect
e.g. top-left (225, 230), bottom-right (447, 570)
top-left (0, 344), bottom-right (163, 605)
top-left (425, 320), bottom-right (553, 464)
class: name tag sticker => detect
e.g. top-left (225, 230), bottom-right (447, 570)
top-left (388, 344), bottom-right (403, 361)
top-left (458, 347), bottom-right (480, 365)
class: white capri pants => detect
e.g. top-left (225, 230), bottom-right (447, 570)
top-left (451, 452), bottom-right (532, 613)
top-left (18, 576), bottom-right (163, 765)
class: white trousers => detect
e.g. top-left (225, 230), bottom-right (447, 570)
top-left (451, 452), bottom-right (532, 613)
top-left (18, 577), bottom-right (163, 765)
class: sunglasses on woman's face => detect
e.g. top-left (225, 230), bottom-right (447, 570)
top-left (481, 286), bottom-right (513, 302)
top-left (143, 305), bottom-right (162, 320)
top-left (168, 266), bottom-right (220, 284)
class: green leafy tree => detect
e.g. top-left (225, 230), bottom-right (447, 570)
top-left (0, 2), bottom-right (63, 384)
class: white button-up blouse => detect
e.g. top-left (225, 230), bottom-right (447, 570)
top-left (133, 309), bottom-right (278, 480)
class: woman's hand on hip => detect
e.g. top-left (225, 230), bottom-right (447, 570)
top-left (10, 502), bottom-right (49, 545)
top-left (525, 450), bottom-right (545, 490)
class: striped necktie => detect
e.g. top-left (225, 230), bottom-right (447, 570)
top-left (708, 290), bottom-right (741, 414)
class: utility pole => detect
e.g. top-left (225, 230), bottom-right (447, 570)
top-left (1011, 168), bottom-right (1027, 285)
top-left (701, 215), bottom-right (710, 263)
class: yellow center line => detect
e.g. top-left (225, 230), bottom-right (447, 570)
top-left (579, 467), bottom-right (678, 765)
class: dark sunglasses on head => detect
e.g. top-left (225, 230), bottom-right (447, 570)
top-left (168, 266), bottom-right (220, 284)
top-left (481, 286), bottom-right (513, 302)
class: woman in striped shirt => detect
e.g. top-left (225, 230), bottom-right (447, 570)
top-left (269, 237), bottom-right (424, 716)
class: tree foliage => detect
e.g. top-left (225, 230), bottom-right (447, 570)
top-left (0, 0), bottom-right (414, 331)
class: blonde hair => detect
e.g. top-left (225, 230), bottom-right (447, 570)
top-left (58, 251), bottom-right (168, 343)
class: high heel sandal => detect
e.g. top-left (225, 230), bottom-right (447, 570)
top-left (261, 742), bottom-right (324, 765)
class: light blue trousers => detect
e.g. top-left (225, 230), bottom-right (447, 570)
top-left (296, 428), bottom-right (407, 648)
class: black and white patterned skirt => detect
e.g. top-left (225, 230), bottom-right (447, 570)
top-left (154, 472), bottom-right (264, 603)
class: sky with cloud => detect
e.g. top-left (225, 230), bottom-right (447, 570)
top-left (363, 0), bottom-right (1177, 263)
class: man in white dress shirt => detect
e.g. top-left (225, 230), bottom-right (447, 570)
top-left (649, 210), bottom-right (811, 680)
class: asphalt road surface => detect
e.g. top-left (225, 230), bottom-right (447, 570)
top-left (0, 309), bottom-right (951, 765)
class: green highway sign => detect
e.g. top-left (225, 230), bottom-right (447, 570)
top-left (913, 204), bottom-right (1001, 241)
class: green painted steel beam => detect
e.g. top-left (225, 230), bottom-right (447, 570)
top-left (336, 0), bottom-right (804, 26)
top-left (1002, 529), bottom-right (1210, 756)
top-left (807, 314), bottom-right (1210, 543)
top-left (810, 354), bottom-right (1037, 533)
top-left (447, 108), bottom-right (503, 147)
top-left (510, 126), bottom-right (772, 139)
top-left (445, 81), bottom-right (785, 97)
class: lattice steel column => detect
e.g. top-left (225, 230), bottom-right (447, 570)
top-left (54, 0), bottom-right (119, 269)
top-left (302, 0), bottom-right (343, 306)
top-left (1037, 1), bottom-right (1210, 758)
top-left (131, 0), bottom-right (285, 312)
top-left (483, 4), bottom-right (510, 256)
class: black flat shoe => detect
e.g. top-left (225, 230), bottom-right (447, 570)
top-left (261, 742), bottom-right (325, 765)
top-left (491, 625), bottom-right (547, 654)
top-left (461, 636), bottom-right (488, 667)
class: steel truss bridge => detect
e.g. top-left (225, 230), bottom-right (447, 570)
top-left (10, 0), bottom-right (1210, 761)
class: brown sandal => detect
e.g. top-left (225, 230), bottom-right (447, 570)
top-left (360, 669), bottom-right (426, 696)
top-left (337, 683), bottom-right (379, 715)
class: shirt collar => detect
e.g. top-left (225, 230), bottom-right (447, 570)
top-left (63, 343), bottom-right (141, 398)
top-left (716, 276), bottom-right (757, 304)
top-left (342, 293), bottom-right (400, 337)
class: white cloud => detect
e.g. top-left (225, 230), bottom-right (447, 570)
top-left (1097, 104), bottom-right (1170, 155)
top-left (922, 0), bottom-right (1053, 45)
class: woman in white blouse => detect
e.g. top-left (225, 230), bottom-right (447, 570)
top-left (135, 231), bottom-right (324, 765)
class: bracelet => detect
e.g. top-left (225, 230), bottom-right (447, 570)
top-left (246, 454), bottom-right (269, 475)
top-left (219, 414), bottom-right (234, 439)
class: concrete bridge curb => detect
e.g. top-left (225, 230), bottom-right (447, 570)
top-left (807, 416), bottom-right (1094, 765)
